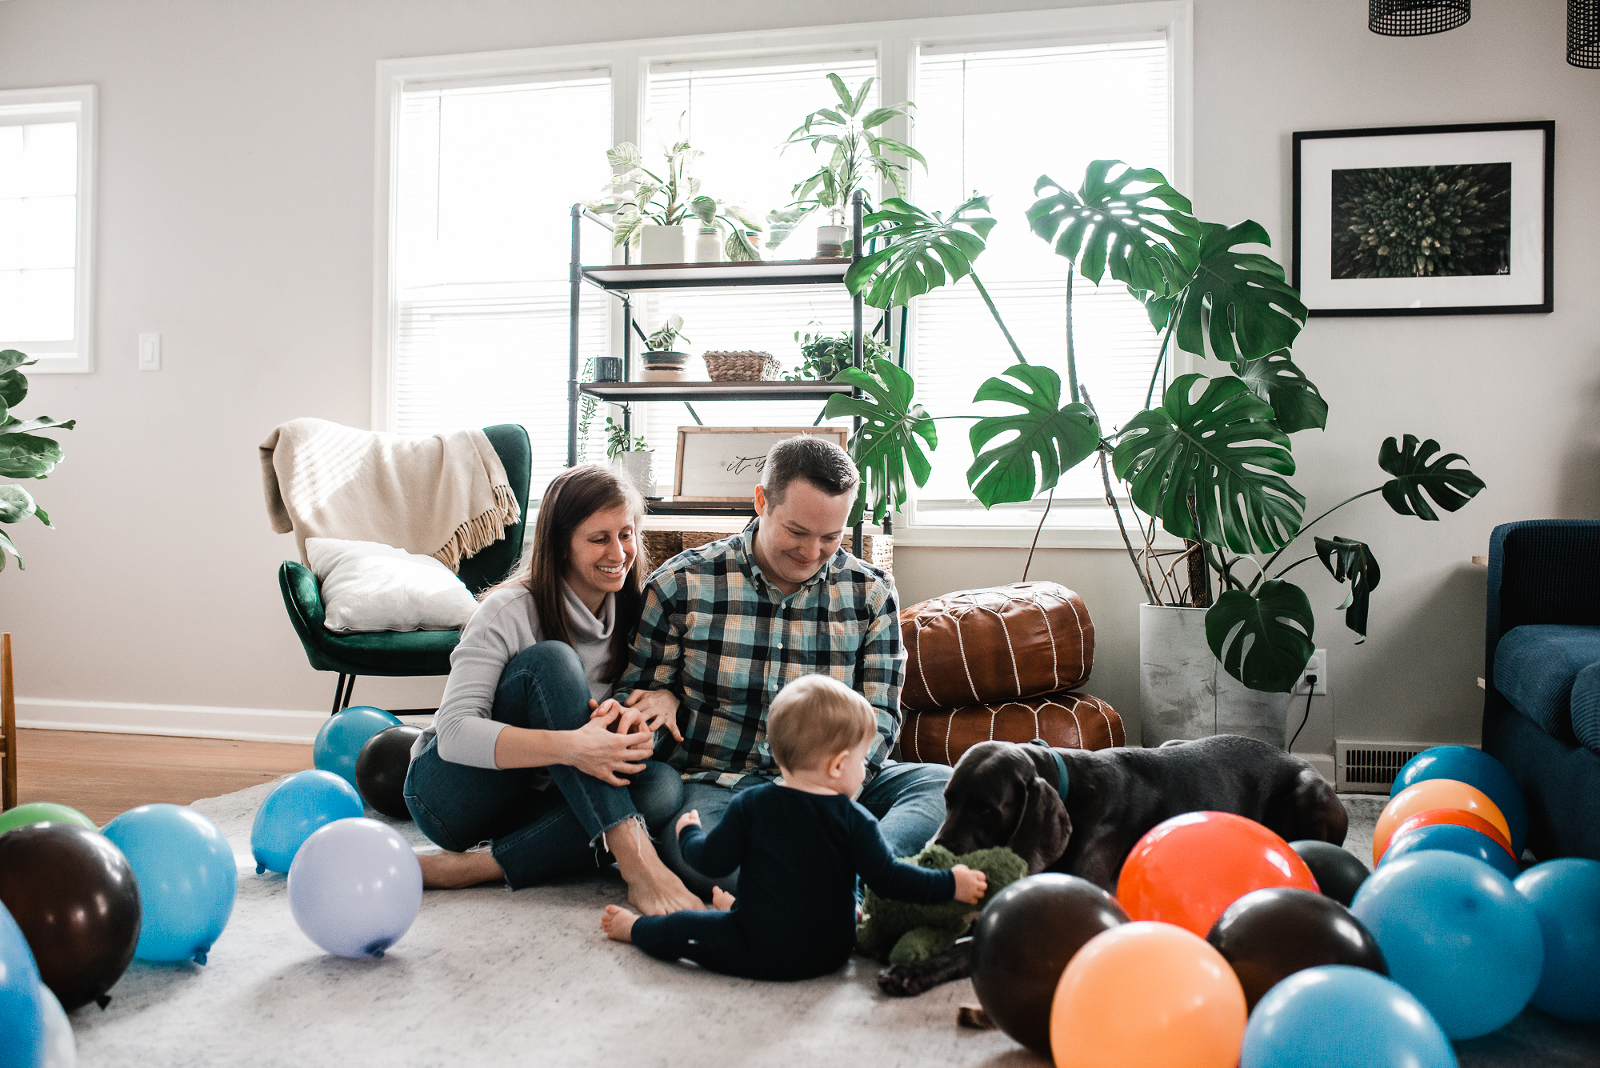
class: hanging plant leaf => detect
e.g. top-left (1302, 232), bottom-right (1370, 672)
top-left (1233, 349), bottom-right (1327, 434)
top-left (0, 416), bottom-right (76, 436)
top-left (0, 485), bottom-right (36, 524)
top-left (0, 368), bottom-right (27, 410)
top-left (1112, 374), bottom-right (1304, 554)
top-left (1206, 580), bottom-right (1316, 693)
top-left (1315, 536), bottom-right (1381, 642)
top-left (0, 528), bottom-right (20, 571)
top-left (1027, 161), bottom-right (1199, 295)
top-left (844, 196), bottom-right (996, 310)
top-left (1378, 434), bottom-right (1486, 521)
top-left (824, 357), bottom-right (937, 526)
top-left (965, 364), bottom-right (1100, 507)
top-left (0, 350), bottom-right (29, 374)
top-left (1175, 221), bottom-right (1307, 364)
top-left (0, 433), bottom-right (62, 480)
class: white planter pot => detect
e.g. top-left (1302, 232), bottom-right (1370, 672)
top-left (639, 224), bottom-right (686, 265)
top-left (815, 224), bottom-right (848, 258)
top-left (1138, 603), bottom-right (1291, 749)
top-left (614, 450), bottom-right (657, 497)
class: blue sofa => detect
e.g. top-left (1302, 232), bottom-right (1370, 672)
top-left (1482, 520), bottom-right (1600, 861)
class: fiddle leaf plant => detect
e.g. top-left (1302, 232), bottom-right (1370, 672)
top-left (823, 357), bottom-right (936, 526)
top-left (0, 349), bottom-right (76, 570)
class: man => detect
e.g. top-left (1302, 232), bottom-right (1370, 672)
top-left (616, 436), bottom-right (950, 896)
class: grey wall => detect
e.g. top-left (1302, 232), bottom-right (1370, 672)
top-left (0, 0), bottom-right (1594, 747)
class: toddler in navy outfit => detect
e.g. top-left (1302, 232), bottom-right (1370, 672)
top-left (600, 674), bottom-right (986, 980)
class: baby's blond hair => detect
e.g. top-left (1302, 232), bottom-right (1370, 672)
top-left (766, 674), bottom-right (877, 772)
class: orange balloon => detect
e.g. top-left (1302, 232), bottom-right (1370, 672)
top-left (1115, 811), bottom-right (1319, 936)
top-left (1389, 807), bottom-right (1516, 861)
top-left (1051, 921), bottom-right (1246, 1068)
top-left (1374, 779), bottom-right (1510, 865)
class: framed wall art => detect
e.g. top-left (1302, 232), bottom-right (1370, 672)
top-left (672, 426), bottom-right (850, 502)
top-left (1292, 121), bottom-right (1553, 317)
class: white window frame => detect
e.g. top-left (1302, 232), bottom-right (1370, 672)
top-left (372, 2), bottom-right (1193, 548)
top-left (0, 85), bottom-right (97, 374)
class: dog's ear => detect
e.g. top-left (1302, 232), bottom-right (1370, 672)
top-left (1008, 775), bottom-right (1072, 874)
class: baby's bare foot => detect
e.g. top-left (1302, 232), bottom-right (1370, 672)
top-left (711, 886), bottom-right (736, 910)
top-left (602, 904), bottom-right (639, 943)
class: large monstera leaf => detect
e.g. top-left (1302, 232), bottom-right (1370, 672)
top-left (824, 357), bottom-right (937, 526)
top-left (1205, 580), bottom-right (1316, 693)
top-left (1026, 161), bottom-right (1199, 295)
top-left (1174, 222), bottom-right (1307, 364)
top-left (965, 364), bottom-right (1100, 507)
top-left (1233, 349), bottom-right (1327, 434)
top-left (1315, 536), bottom-right (1381, 642)
top-left (1112, 374), bottom-right (1305, 554)
top-left (845, 196), bottom-right (996, 310)
top-left (1378, 434), bottom-right (1486, 521)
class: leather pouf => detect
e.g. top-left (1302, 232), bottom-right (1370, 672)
top-left (896, 692), bottom-right (1124, 768)
top-left (900, 582), bottom-right (1094, 713)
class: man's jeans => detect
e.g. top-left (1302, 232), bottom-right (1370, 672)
top-left (403, 641), bottom-right (683, 889)
top-left (658, 760), bottom-right (952, 898)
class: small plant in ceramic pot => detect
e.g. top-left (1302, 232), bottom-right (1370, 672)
top-left (635, 315), bottom-right (691, 380)
top-left (604, 417), bottom-right (656, 498)
top-left (588, 137), bottom-right (702, 263)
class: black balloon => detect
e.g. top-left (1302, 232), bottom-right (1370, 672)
top-left (356, 724), bottom-right (423, 820)
top-left (0, 822), bottom-right (142, 1010)
top-left (1291, 839), bottom-right (1372, 907)
top-left (1207, 886), bottom-right (1387, 1010)
top-left (971, 873), bottom-right (1129, 1056)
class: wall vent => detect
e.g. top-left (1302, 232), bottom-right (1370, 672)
top-left (1335, 741), bottom-right (1433, 794)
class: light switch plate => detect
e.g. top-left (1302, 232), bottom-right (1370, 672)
top-left (138, 333), bottom-right (160, 371)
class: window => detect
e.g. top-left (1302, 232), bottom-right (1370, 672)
top-left (0, 86), bottom-right (95, 374)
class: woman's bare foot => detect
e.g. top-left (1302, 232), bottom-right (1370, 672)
top-left (417, 849), bottom-right (504, 889)
top-left (711, 886), bottom-right (736, 910)
top-left (602, 904), bottom-right (638, 943)
top-left (605, 818), bottom-right (704, 915)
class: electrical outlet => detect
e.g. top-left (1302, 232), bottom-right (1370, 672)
top-left (1293, 648), bottom-right (1328, 695)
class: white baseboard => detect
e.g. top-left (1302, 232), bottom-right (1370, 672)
top-left (1294, 752), bottom-right (1336, 784)
top-left (17, 697), bottom-right (329, 744)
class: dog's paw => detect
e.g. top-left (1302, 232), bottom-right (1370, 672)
top-left (876, 963), bottom-right (930, 998)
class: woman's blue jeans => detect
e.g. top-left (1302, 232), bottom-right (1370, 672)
top-left (403, 641), bottom-right (683, 890)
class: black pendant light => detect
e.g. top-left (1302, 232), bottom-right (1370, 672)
top-left (1572, 0), bottom-right (1600, 67)
top-left (1369, 0), bottom-right (1471, 36)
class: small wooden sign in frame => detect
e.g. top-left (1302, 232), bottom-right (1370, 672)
top-left (672, 426), bottom-right (850, 502)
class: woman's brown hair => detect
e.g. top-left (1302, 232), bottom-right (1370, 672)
top-left (484, 464), bottom-right (649, 682)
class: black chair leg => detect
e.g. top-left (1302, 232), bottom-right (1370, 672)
top-left (330, 674), bottom-right (357, 715)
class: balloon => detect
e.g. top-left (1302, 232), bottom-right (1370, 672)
top-left (1289, 840), bottom-right (1370, 907)
top-left (1373, 779), bottom-right (1508, 865)
top-left (0, 900), bottom-right (45, 1068)
top-left (35, 984), bottom-right (74, 1068)
top-left (1514, 858), bottom-right (1600, 1021)
top-left (1051, 921), bottom-right (1246, 1068)
top-left (0, 824), bottom-right (140, 1010)
top-left (970, 874), bottom-right (1129, 1055)
top-left (102, 805), bottom-right (236, 964)
top-left (1206, 887), bottom-right (1387, 1010)
top-left (355, 724), bottom-right (423, 820)
top-left (1381, 822), bottom-right (1520, 881)
top-left (288, 817), bottom-right (421, 958)
top-left (1117, 811), bottom-right (1319, 936)
top-left (1388, 807), bottom-right (1515, 861)
top-left (1240, 965), bottom-right (1455, 1068)
top-left (1393, 744), bottom-right (1527, 855)
top-left (0, 804), bottom-right (95, 839)
top-left (250, 770), bottom-right (365, 874)
top-left (1351, 851), bottom-right (1541, 1039)
top-left (314, 706), bottom-right (403, 789)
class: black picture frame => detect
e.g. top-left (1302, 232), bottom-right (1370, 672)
top-left (1292, 121), bottom-right (1554, 317)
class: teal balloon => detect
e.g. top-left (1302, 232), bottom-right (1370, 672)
top-left (0, 900), bottom-right (45, 1068)
top-left (1392, 745), bottom-right (1528, 855)
top-left (1380, 823), bottom-right (1520, 881)
top-left (102, 805), bottom-right (237, 964)
top-left (1241, 965), bottom-right (1455, 1068)
top-left (314, 706), bottom-right (403, 789)
top-left (1515, 858), bottom-right (1600, 1021)
top-left (251, 770), bottom-right (364, 874)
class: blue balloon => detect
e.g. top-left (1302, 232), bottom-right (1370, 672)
top-left (1392, 745), bottom-right (1528, 856)
top-left (1352, 851), bottom-right (1542, 1039)
top-left (288, 817), bottom-right (422, 959)
top-left (314, 706), bottom-right (403, 789)
top-left (251, 770), bottom-right (365, 874)
top-left (102, 805), bottom-right (238, 964)
top-left (1515, 858), bottom-right (1600, 1021)
top-left (0, 901), bottom-right (45, 1068)
top-left (1380, 822), bottom-right (1521, 881)
top-left (1241, 965), bottom-right (1455, 1068)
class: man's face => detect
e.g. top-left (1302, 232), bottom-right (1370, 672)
top-left (752, 478), bottom-right (853, 589)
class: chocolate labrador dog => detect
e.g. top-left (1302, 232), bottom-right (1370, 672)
top-left (876, 734), bottom-right (1348, 996)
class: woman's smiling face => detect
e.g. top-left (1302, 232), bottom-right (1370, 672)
top-left (564, 502), bottom-right (637, 613)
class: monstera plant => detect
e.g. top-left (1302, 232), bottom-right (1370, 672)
top-left (0, 349), bottom-right (76, 571)
top-left (837, 161), bottom-right (1485, 694)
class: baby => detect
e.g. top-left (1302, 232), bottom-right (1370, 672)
top-left (601, 673), bottom-right (985, 981)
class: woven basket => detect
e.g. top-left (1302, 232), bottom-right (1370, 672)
top-left (703, 351), bottom-right (781, 382)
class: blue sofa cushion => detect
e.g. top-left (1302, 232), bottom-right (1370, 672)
top-left (1495, 624), bottom-right (1600, 744)
top-left (1571, 663), bottom-right (1600, 755)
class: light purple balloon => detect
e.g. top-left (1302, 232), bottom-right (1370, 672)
top-left (287, 817), bottom-right (422, 959)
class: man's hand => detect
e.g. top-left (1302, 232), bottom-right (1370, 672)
top-left (565, 707), bottom-right (655, 786)
top-left (951, 864), bottom-right (988, 905)
top-left (622, 688), bottom-right (684, 742)
top-left (676, 809), bottom-right (702, 835)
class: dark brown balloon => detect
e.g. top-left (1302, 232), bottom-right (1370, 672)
top-left (0, 822), bottom-right (142, 1010)
top-left (1207, 886), bottom-right (1387, 1011)
top-left (1291, 839), bottom-right (1371, 907)
top-left (971, 873), bottom-right (1130, 1056)
top-left (355, 724), bottom-right (422, 820)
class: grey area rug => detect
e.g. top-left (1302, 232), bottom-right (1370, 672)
top-left (63, 790), bottom-right (1600, 1067)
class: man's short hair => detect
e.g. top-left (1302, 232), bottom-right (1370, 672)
top-left (761, 435), bottom-right (859, 505)
top-left (766, 674), bottom-right (877, 771)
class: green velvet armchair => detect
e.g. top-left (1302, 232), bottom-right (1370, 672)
top-left (277, 423), bottom-right (532, 714)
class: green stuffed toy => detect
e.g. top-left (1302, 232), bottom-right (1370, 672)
top-left (856, 844), bottom-right (1028, 965)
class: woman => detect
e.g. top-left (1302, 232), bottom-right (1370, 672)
top-left (404, 464), bottom-right (702, 915)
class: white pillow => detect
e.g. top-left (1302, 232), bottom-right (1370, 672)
top-left (306, 538), bottom-right (480, 634)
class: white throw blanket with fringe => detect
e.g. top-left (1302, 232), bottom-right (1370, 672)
top-left (260, 418), bottom-right (520, 572)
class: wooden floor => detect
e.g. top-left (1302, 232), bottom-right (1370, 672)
top-left (12, 729), bottom-right (313, 825)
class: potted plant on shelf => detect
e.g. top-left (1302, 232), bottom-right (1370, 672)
top-left (636, 315), bottom-right (692, 382)
top-left (782, 325), bottom-right (888, 382)
top-left (688, 197), bottom-right (764, 263)
top-left (588, 139), bottom-right (702, 264)
top-left (605, 417), bottom-right (655, 498)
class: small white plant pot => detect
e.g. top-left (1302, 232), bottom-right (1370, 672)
top-left (614, 450), bottom-right (657, 497)
top-left (815, 224), bottom-right (848, 259)
top-left (639, 224), bottom-right (687, 265)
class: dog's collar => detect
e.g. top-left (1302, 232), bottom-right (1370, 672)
top-left (1029, 738), bottom-right (1070, 802)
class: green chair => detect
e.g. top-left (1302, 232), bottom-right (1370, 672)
top-left (277, 423), bottom-right (532, 714)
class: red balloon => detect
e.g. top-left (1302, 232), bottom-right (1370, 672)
top-left (1117, 811), bottom-right (1319, 936)
top-left (1388, 808), bottom-right (1515, 862)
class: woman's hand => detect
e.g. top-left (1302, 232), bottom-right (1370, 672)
top-left (589, 698), bottom-right (648, 737)
top-left (565, 707), bottom-right (656, 786)
top-left (621, 688), bottom-right (684, 742)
